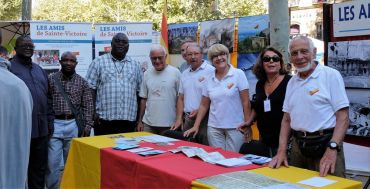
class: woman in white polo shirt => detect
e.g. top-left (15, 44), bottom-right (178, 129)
top-left (184, 44), bottom-right (251, 152)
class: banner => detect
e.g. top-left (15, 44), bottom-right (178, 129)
top-left (94, 23), bottom-right (152, 71)
top-left (30, 22), bottom-right (93, 77)
top-left (237, 15), bottom-right (269, 95)
top-left (333, 0), bottom-right (370, 37)
top-left (168, 22), bottom-right (198, 54)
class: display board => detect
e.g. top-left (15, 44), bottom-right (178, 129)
top-left (237, 15), bottom-right (269, 95)
top-left (94, 23), bottom-right (152, 71)
top-left (30, 22), bottom-right (93, 77)
top-left (325, 2), bottom-right (370, 139)
top-left (168, 22), bottom-right (198, 54)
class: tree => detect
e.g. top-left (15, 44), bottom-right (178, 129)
top-left (0, 0), bottom-right (22, 20)
top-left (33, 0), bottom-right (267, 30)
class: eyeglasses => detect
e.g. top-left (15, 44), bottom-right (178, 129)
top-left (20, 45), bottom-right (35, 50)
top-left (290, 49), bottom-right (310, 57)
top-left (187, 52), bottom-right (200, 57)
top-left (262, 56), bottom-right (281, 63)
top-left (211, 52), bottom-right (227, 59)
top-left (150, 56), bottom-right (165, 61)
top-left (61, 58), bottom-right (77, 63)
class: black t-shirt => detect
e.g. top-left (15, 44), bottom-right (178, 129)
top-left (252, 74), bottom-right (291, 148)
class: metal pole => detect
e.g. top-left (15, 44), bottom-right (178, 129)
top-left (268, 0), bottom-right (289, 63)
top-left (22, 0), bottom-right (32, 20)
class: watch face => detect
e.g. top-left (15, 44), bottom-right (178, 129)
top-left (330, 142), bottom-right (337, 148)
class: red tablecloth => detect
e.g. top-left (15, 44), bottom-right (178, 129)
top-left (100, 141), bottom-right (260, 189)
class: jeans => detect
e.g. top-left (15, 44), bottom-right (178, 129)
top-left (46, 119), bottom-right (78, 189)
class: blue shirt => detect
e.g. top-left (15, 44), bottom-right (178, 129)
top-left (86, 53), bottom-right (142, 121)
top-left (11, 55), bottom-right (53, 138)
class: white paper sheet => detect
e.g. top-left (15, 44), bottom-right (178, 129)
top-left (298, 177), bottom-right (337, 187)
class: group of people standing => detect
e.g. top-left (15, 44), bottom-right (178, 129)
top-left (1, 32), bottom-right (349, 189)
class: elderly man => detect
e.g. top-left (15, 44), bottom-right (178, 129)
top-left (137, 45), bottom-right (181, 134)
top-left (47, 52), bottom-right (94, 188)
top-left (171, 44), bottom-right (214, 144)
top-left (86, 33), bottom-right (142, 135)
top-left (178, 40), bottom-right (196, 73)
top-left (0, 57), bottom-right (33, 189)
top-left (11, 35), bottom-right (53, 189)
top-left (269, 36), bottom-right (349, 177)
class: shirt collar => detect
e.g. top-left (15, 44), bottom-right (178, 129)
top-left (110, 53), bottom-right (130, 63)
top-left (190, 60), bottom-right (207, 72)
top-left (211, 64), bottom-right (235, 81)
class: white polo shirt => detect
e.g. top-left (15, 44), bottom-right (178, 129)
top-left (203, 66), bottom-right (249, 129)
top-left (283, 63), bottom-right (349, 132)
top-left (139, 65), bottom-right (181, 127)
top-left (179, 62), bottom-right (215, 112)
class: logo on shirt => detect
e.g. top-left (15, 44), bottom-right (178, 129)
top-left (198, 77), bottom-right (205, 82)
top-left (227, 83), bottom-right (234, 89)
top-left (309, 88), bottom-right (319, 95)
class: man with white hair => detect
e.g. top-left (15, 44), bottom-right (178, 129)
top-left (269, 36), bottom-right (349, 177)
top-left (137, 45), bottom-right (181, 134)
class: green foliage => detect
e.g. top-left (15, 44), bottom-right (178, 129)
top-left (33, 0), bottom-right (267, 30)
top-left (0, 0), bottom-right (22, 20)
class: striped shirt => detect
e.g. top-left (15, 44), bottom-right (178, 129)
top-left (86, 53), bottom-right (143, 121)
top-left (49, 71), bottom-right (94, 128)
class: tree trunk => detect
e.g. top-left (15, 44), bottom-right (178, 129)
top-left (269, 0), bottom-right (289, 64)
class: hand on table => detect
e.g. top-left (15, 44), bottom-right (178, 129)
top-left (269, 151), bottom-right (289, 169)
top-left (136, 121), bottom-right (144, 132)
top-left (319, 148), bottom-right (337, 177)
top-left (170, 120), bottom-right (182, 130)
top-left (183, 126), bottom-right (199, 138)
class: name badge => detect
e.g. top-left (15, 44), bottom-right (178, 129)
top-left (264, 99), bottom-right (271, 112)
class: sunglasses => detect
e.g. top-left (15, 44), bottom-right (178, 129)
top-left (262, 56), bottom-right (281, 63)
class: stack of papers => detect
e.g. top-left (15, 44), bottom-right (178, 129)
top-left (241, 154), bottom-right (272, 165)
top-left (113, 143), bottom-right (139, 150)
top-left (215, 158), bottom-right (252, 167)
top-left (134, 135), bottom-right (178, 144)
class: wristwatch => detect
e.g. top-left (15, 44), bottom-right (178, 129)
top-left (328, 141), bottom-right (341, 152)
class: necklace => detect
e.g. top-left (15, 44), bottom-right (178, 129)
top-left (266, 74), bottom-right (280, 86)
top-left (113, 59), bottom-right (125, 78)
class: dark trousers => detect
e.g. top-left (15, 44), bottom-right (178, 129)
top-left (94, 119), bottom-right (136, 136)
top-left (28, 136), bottom-right (48, 189)
top-left (239, 140), bottom-right (277, 158)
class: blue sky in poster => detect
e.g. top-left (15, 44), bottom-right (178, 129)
top-left (238, 15), bottom-right (269, 42)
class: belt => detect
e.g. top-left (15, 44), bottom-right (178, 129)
top-left (293, 128), bottom-right (334, 138)
top-left (55, 114), bottom-right (75, 120)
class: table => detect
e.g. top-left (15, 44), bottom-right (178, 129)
top-left (61, 132), bottom-right (362, 189)
top-left (60, 132), bottom-right (260, 189)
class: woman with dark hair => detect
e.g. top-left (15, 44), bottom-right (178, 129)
top-left (238, 47), bottom-right (291, 157)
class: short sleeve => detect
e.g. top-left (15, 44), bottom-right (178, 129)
top-left (139, 72), bottom-right (148, 98)
top-left (201, 80), bottom-right (209, 97)
top-left (236, 69), bottom-right (249, 91)
top-left (329, 70), bottom-right (349, 112)
top-left (85, 58), bottom-right (100, 89)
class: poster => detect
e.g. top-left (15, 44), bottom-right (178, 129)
top-left (30, 22), bottom-right (93, 77)
top-left (327, 40), bottom-right (370, 89)
top-left (237, 15), bottom-right (269, 95)
top-left (94, 23), bottom-right (152, 71)
top-left (168, 22), bottom-right (198, 54)
top-left (333, 0), bottom-right (370, 37)
top-left (347, 90), bottom-right (370, 138)
top-left (199, 18), bottom-right (235, 55)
